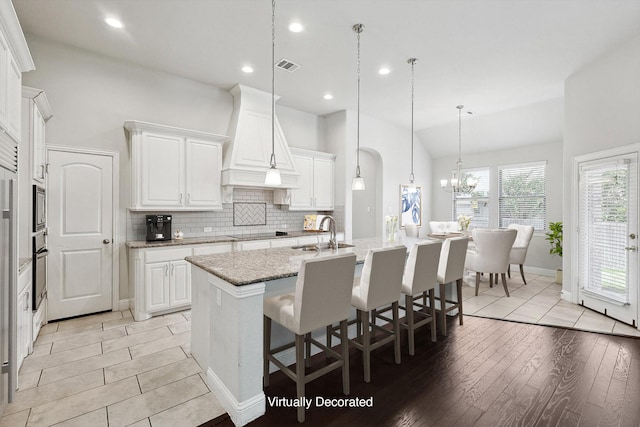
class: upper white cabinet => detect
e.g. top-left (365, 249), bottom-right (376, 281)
top-left (276, 148), bottom-right (335, 211)
top-left (125, 120), bottom-right (228, 211)
top-left (22, 87), bottom-right (53, 184)
top-left (0, 1), bottom-right (35, 167)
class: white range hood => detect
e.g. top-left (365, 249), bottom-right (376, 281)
top-left (221, 84), bottom-right (299, 200)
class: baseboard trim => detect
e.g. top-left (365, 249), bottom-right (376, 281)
top-left (206, 367), bottom-right (265, 426)
top-left (523, 266), bottom-right (556, 277)
top-left (118, 299), bottom-right (130, 311)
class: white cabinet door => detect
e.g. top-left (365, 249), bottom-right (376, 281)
top-left (32, 105), bottom-right (45, 182)
top-left (185, 138), bottom-right (222, 209)
top-left (16, 286), bottom-right (30, 371)
top-left (313, 157), bottom-right (334, 210)
top-left (6, 54), bottom-right (21, 142)
top-left (237, 240), bottom-right (271, 251)
top-left (141, 133), bottom-right (184, 207)
top-left (290, 154), bottom-right (313, 210)
top-left (0, 31), bottom-right (8, 131)
top-left (169, 260), bottom-right (191, 307)
top-left (269, 238), bottom-right (298, 248)
top-left (144, 262), bottom-right (170, 312)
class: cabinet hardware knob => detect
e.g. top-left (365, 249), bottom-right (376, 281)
top-left (103, 239), bottom-right (110, 244)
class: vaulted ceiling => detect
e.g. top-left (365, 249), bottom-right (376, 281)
top-left (13, 0), bottom-right (640, 156)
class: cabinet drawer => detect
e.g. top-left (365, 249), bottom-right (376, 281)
top-left (269, 238), bottom-right (298, 248)
top-left (192, 243), bottom-right (233, 255)
top-left (145, 247), bottom-right (192, 263)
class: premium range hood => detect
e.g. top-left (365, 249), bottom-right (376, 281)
top-left (221, 84), bottom-right (299, 199)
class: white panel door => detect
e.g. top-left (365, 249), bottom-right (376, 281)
top-left (141, 133), bottom-right (183, 207)
top-left (185, 138), bottom-right (221, 208)
top-left (290, 155), bottom-right (313, 210)
top-left (578, 152), bottom-right (638, 326)
top-left (169, 260), bottom-right (190, 307)
top-left (48, 150), bottom-right (114, 320)
top-left (313, 157), bottom-right (334, 210)
top-left (32, 106), bottom-right (45, 182)
top-left (145, 262), bottom-right (170, 312)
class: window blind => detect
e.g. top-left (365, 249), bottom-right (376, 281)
top-left (579, 159), bottom-right (630, 303)
top-left (452, 168), bottom-right (490, 229)
top-left (498, 162), bottom-right (546, 230)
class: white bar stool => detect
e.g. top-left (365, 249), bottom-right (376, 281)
top-left (263, 253), bottom-right (357, 423)
top-left (436, 236), bottom-right (469, 336)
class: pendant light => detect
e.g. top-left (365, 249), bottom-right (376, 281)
top-left (408, 58), bottom-right (417, 186)
top-left (351, 23), bottom-right (365, 191)
top-left (440, 105), bottom-right (477, 193)
top-left (264, 0), bottom-right (282, 186)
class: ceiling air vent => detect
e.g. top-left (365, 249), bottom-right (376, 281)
top-left (275, 59), bottom-right (301, 72)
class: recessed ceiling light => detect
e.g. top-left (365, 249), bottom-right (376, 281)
top-left (289, 22), bottom-right (304, 33)
top-left (378, 67), bottom-right (390, 75)
top-left (105, 17), bottom-right (124, 29)
top-left (323, 93), bottom-right (333, 100)
top-left (242, 66), bottom-right (254, 73)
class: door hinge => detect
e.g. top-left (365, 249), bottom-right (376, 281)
top-left (1, 361), bottom-right (9, 374)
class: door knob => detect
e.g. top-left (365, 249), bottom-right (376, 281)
top-left (625, 246), bottom-right (637, 252)
top-left (103, 239), bottom-right (111, 244)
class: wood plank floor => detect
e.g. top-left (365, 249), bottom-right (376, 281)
top-left (204, 316), bottom-right (640, 427)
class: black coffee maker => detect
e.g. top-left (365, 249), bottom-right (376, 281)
top-left (146, 215), bottom-right (172, 241)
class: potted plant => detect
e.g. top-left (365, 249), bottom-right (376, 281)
top-left (545, 221), bottom-right (563, 284)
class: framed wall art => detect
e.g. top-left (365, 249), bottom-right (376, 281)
top-left (400, 185), bottom-right (422, 228)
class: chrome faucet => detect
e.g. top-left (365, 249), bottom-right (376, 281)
top-left (319, 215), bottom-right (337, 249)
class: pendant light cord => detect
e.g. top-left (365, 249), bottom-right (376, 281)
top-left (270, 0), bottom-right (276, 168)
top-left (409, 58), bottom-right (417, 183)
top-left (355, 24), bottom-right (362, 177)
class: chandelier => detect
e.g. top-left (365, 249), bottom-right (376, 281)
top-left (440, 105), bottom-right (477, 194)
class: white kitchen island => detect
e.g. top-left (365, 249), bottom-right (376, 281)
top-left (186, 238), bottom-right (418, 426)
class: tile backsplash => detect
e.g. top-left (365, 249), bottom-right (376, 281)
top-left (127, 188), bottom-right (338, 241)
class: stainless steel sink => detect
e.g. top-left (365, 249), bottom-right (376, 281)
top-left (291, 242), bottom-right (355, 251)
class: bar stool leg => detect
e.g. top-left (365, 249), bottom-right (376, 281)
top-left (429, 288), bottom-right (437, 342)
top-left (406, 294), bottom-right (415, 356)
top-left (305, 333), bottom-right (312, 367)
top-left (295, 333), bottom-right (305, 423)
top-left (263, 316), bottom-right (271, 387)
top-left (440, 282), bottom-right (447, 336)
top-left (340, 319), bottom-right (350, 395)
top-left (362, 309), bottom-right (371, 383)
top-left (475, 272), bottom-right (481, 296)
top-left (456, 278), bottom-right (464, 326)
top-left (392, 301), bottom-right (401, 364)
top-left (326, 325), bottom-right (332, 357)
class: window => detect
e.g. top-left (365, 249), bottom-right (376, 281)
top-left (452, 168), bottom-right (490, 229)
top-left (498, 162), bottom-right (546, 230)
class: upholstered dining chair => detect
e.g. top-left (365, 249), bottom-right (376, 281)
top-left (435, 236), bottom-right (469, 336)
top-left (346, 246), bottom-right (407, 383)
top-left (398, 240), bottom-right (442, 355)
top-left (263, 253), bottom-right (357, 423)
top-left (507, 224), bottom-right (535, 284)
top-left (465, 228), bottom-right (517, 297)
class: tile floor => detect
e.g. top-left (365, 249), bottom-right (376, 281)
top-left (1, 310), bottom-right (226, 427)
top-left (461, 271), bottom-right (640, 337)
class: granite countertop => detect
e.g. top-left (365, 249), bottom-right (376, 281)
top-left (18, 257), bottom-right (32, 273)
top-left (125, 230), bottom-right (330, 249)
top-left (186, 237), bottom-right (426, 286)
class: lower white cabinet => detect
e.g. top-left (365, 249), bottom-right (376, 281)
top-left (17, 264), bottom-right (32, 372)
top-left (129, 243), bottom-right (231, 321)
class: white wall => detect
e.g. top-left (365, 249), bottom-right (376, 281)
top-left (564, 35), bottom-right (640, 299)
top-left (352, 149), bottom-right (380, 238)
top-left (22, 36), bottom-right (326, 300)
top-left (431, 141), bottom-right (563, 271)
top-left (324, 110), bottom-right (433, 239)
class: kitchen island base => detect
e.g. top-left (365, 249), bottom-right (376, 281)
top-left (190, 267), bottom-right (266, 426)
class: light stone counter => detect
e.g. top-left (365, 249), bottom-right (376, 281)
top-left (187, 236), bottom-right (425, 426)
top-left (185, 237), bottom-right (423, 286)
